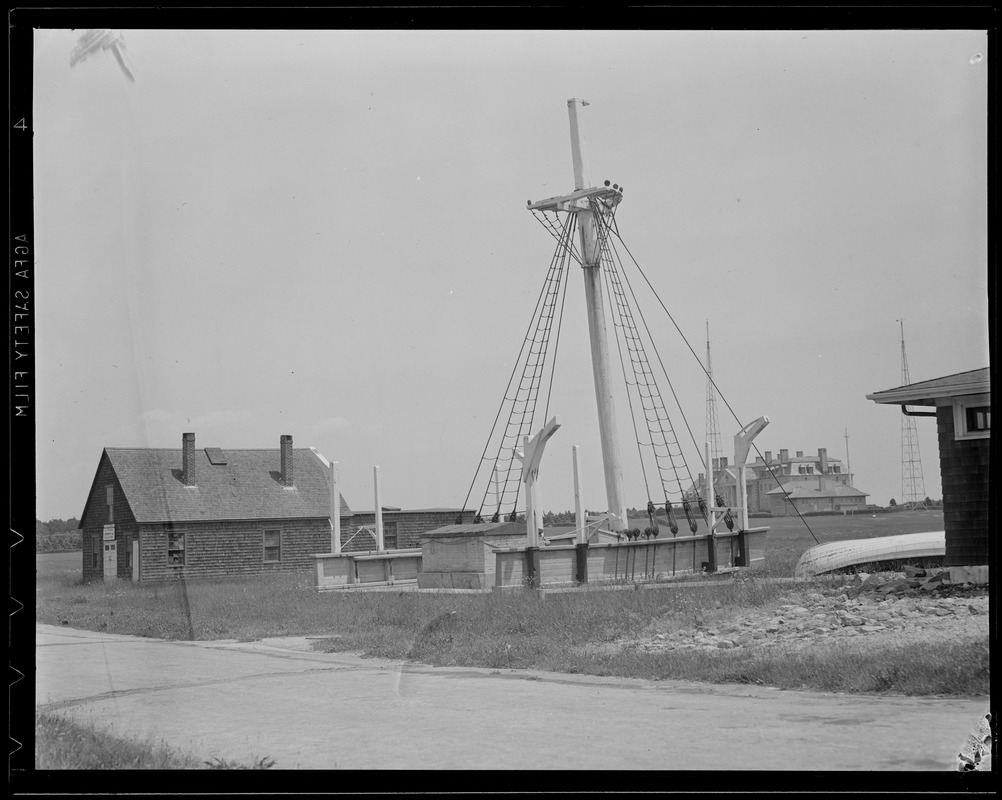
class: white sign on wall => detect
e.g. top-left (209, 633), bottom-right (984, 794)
top-left (103, 524), bottom-right (116, 541)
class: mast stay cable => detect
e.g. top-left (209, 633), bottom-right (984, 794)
top-left (458, 212), bottom-right (576, 524)
top-left (601, 215), bottom-right (820, 545)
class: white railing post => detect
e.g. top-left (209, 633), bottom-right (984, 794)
top-left (330, 462), bottom-right (341, 554)
top-left (374, 465), bottom-right (384, 552)
top-left (573, 445), bottom-right (585, 545)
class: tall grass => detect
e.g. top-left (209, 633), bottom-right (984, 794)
top-left (551, 638), bottom-right (990, 696)
top-left (35, 709), bottom-right (201, 769)
top-left (36, 567), bottom-right (794, 647)
top-left (34, 710), bottom-right (277, 770)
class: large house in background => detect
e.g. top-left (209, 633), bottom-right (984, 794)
top-left (689, 447), bottom-right (868, 516)
top-left (79, 432), bottom-right (471, 583)
top-left (867, 367), bottom-right (990, 570)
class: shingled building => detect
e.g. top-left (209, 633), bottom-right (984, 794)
top-left (867, 367), bottom-right (990, 571)
top-left (80, 433), bottom-right (348, 583)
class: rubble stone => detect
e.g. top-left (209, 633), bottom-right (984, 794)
top-left (621, 573), bottom-right (989, 657)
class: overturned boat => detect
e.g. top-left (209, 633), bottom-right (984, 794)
top-left (794, 530), bottom-right (945, 577)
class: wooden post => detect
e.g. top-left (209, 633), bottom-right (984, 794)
top-left (568, 98), bottom-right (628, 533)
top-left (705, 442), bottom-right (717, 572)
top-left (573, 444), bottom-right (588, 584)
top-left (522, 434), bottom-right (538, 587)
top-left (573, 445), bottom-right (585, 544)
top-left (518, 417), bottom-right (561, 549)
top-left (523, 434), bottom-right (536, 547)
top-left (736, 462), bottom-right (748, 533)
top-left (374, 465), bottom-right (384, 552)
top-left (733, 416), bottom-right (770, 531)
top-left (330, 462), bottom-right (341, 554)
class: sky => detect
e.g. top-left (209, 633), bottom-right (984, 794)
top-left (32, 29), bottom-right (988, 522)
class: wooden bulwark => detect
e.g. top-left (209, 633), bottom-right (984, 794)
top-left (313, 548), bottom-right (423, 591)
top-left (493, 528), bottom-right (768, 590)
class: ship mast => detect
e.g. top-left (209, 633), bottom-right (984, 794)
top-left (566, 99), bottom-right (629, 532)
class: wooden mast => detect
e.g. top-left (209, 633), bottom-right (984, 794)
top-left (567, 98), bottom-right (629, 533)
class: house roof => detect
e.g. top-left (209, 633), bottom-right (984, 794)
top-left (767, 484), bottom-right (867, 499)
top-left (866, 367), bottom-right (990, 406)
top-left (100, 446), bottom-right (351, 524)
top-left (350, 507), bottom-right (467, 516)
top-left (422, 520), bottom-right (522, 538)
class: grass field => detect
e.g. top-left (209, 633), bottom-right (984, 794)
top-left (32, 507), bottom-right (986, 700)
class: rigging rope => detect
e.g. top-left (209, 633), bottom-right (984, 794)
top-left (599, 215), bottom-right (820, 546)
top-left (460, 185), bottom-right (819, 547)
top-left (593, 207), bottom-right (703, 534)
top-left (459, 213), bottom-right (576, 524)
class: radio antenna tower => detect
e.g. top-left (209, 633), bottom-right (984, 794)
top-left (898, 320), bottom-right (927, 509)
top-left (705, 320), bottom-right (724, 476)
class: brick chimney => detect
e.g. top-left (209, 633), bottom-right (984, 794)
top-left (764, 450), bottom-right (773, 463)
top-left (182, 432), bottom-right (196, 486)
top-left (280, 435), bottom-right (294, 487)
top-left (796, 450), bottom-right (804, 458)
top-left (779, 449), bottom-right (788, 462)
top-left (819, 447), bottom-right (829, 474)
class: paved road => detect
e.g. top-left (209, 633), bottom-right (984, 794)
top-left (35, 624), bottom-right (988, 770)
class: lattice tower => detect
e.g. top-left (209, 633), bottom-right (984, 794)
top-left (899, 320), bottom-right (926, 507)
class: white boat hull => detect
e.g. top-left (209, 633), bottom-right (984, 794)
top-left (795, 530), bottom-right (945, 577)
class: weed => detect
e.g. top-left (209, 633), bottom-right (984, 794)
top-left (205, 755), bottom-right (276, 769)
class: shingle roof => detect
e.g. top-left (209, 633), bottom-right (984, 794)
top-left (866, 367), bottom-right (989, 406)
top-left (103, 447), bottom-right (351, 524)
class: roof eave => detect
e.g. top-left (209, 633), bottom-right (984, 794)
top-left (866, 382), bottom-right (990, 405)
top-left (134, 513), bottom-right (332, 526)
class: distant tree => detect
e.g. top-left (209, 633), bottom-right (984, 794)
top-left (34, 518), bottom-right (83, 552)
top-left (888, 498), bottom-right (897, 507)
top-left (36, 517), bottom-right (81, 537)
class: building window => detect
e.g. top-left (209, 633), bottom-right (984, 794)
top-left (167, 532), bottom-right (185, 566)
top-left (264, 529), bottom-right (282, 563)
top-left (953, 394), bottom-right (990, 441)
top-left (966, 406), bottom-right (990, 432)
top-left (107, 486), bottom-right (114, 523)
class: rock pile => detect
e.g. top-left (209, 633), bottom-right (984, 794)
top-left (847, 565), bottom-right (954, 598)
top-left (632, 573), bottom-right (989, 655)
